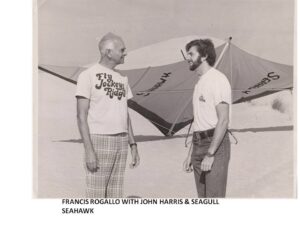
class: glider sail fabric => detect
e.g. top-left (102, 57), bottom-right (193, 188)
top-left (39, 41), bottom-right (293, 136)
top-left (217, 44), bottom-right (293, 103)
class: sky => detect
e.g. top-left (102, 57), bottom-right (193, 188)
top-left (38, 0), bottom-right (294, 66)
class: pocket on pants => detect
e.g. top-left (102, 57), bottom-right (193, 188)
top-left (192, 136), bottom-right (210, 158)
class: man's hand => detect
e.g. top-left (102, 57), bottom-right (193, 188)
top-left (183, 156), bottom-right (193, 173)
top-left (201, 155), bottom-right (214, 171)
top-left (85, 149), bottom-right (98, 173)
top-left (130, 145), bottom-right (140, 168)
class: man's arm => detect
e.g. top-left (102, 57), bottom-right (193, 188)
top-left (76, 96), bottom-right (98, 172)
top-left (201, 102), bottom-right (229, 171)
top-left (128, 113), bottom-right (140, 168)
top-left (208, 102), bottom-right (229, 155)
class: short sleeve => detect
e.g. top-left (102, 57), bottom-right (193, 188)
top-left (127, 81), bottom-right (133, 99)
top-left (213, 76), bottom-right (231, 106)
top-left (75, 71), bottom-right (91, 99)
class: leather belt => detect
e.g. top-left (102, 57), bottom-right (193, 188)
top-left (193, 128), bottom-right (215, 140)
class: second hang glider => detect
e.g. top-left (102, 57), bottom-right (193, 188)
top-left (39, 36), bottom-right (293, 136)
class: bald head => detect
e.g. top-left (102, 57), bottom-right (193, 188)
top-left (98, 32), bottom-right (124, 56)
top-left (98, 32), bottom-right (127, 67)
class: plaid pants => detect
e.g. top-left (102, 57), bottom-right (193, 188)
top-left (85, 134), bottom-right (128, 198)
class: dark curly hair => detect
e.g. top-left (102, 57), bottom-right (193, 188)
top-left (185, 39), bottom-right (216, 66)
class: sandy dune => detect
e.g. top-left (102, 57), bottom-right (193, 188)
top-left (37, 71), bottom-right (294, 198)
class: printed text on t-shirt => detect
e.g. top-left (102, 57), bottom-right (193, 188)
top-left (95, 73), bottom-right (126, 100)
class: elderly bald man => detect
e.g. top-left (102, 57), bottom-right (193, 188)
top-left (76, 33), bottom-right (140, 198)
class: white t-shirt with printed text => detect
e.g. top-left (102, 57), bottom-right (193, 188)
top-left (75, 63), bottom-right (133, 135)
top-left (192, 67), bottom-right (232, 131)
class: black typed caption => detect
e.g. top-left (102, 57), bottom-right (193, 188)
top-left (61, 198), bottom-right (220, 214)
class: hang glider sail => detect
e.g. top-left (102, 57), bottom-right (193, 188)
top-left (39, 36), bottom-right (293, 136)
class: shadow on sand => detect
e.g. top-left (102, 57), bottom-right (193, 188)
top-left (53, 134), bottom-right (186, 144)
top-left (230, 125), bottom-right (293, 133)
top-left (53, 125), bottom-right (293, 144)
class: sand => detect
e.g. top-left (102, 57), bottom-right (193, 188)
top-left (37, 71), bottom-right (294, 198)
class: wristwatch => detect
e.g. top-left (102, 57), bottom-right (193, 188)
top-left (130, 143), bottom-right (137, 148)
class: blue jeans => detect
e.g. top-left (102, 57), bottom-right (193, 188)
top-left (191, 131), bottom-right (230, 198)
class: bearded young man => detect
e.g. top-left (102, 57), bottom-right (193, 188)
top-left (76, 33), bottom-right (140, 198)
top-left (183, 39), bottom-right (232, 198)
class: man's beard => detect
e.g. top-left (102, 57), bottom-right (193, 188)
top-left (189, 56), bottom-right (202, 71)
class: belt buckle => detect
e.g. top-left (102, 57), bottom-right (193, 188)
top-left (200, 130), bottom-right (210, 139)
top-left (199, 131), bottom-right (204, 140)
top-left (204, 131), bottom-right (209, 139)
